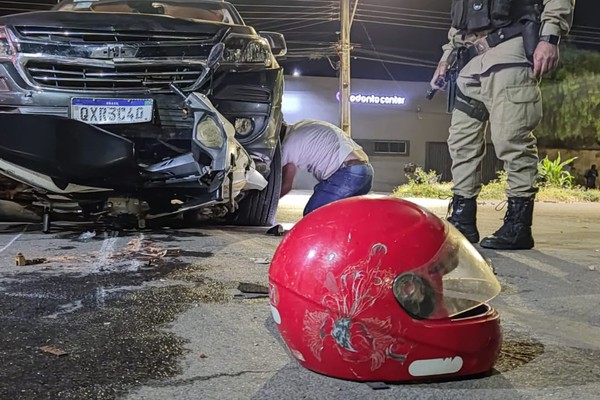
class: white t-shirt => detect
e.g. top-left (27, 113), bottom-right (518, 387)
top-left (282, 120), bottom-right (364, 181)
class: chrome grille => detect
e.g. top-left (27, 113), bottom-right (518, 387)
top-left (15, 26), bottom-right (214, 43)
top-left (25, 61), bottom-right (203, 91)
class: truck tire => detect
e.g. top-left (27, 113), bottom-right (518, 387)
top-left (229, 144), bottom-right (282, 226)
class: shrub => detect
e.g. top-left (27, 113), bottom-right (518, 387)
top-left (393, 167), bottom-right (452, 199)
top-left (479, 170), bottom-right (508, 200)
top-left (537, 152), bottom-right (577, 188)
top-left (392, 164), bottom-right (600, 203)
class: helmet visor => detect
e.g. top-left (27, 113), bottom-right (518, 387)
top-left (393, 222), bottom-right (501, 320)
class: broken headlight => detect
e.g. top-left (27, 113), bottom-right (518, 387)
top-left (223, 34), bottom-right (273, 67)
top-left (195, 117), bottom-right (225, 149)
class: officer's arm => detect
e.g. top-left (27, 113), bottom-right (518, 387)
top-left (541, 0), bottom-right (575, 38)
top-left (533, 0), bottom-right (575, 78)
top-left (432, 27), bottom-right (463, 89)
top-left (280, 163), bottom-right (297, 198)
top-left (439, 27), bottom-right (464, 64)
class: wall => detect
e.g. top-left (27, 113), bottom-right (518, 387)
top-left (281, 75), bottom-right (452, 192)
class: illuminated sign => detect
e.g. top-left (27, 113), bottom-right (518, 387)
top-left (336, 92), bottom-right (406, 105)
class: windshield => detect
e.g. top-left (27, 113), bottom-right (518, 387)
top-left (54, 0), bottom-right (240, 24)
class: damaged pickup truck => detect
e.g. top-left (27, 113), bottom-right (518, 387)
top-left (0, 0), bottom-right (287, 231)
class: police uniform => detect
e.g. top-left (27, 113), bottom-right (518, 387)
top-left (439, 0), bottom-right (575, 250)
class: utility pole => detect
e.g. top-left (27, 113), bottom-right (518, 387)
top-left (339, 0), bottom-right (351, 136)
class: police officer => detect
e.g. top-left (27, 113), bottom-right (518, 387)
top-left (431, 0), bottom-right (575, 250)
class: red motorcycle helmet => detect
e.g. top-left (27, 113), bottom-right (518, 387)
top-left (268, 197), bottom-right (502, 382)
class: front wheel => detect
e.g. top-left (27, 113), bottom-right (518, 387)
top-left (228, 145), bottom-right (282, 226)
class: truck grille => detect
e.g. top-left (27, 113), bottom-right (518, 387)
top-left (15, 26), bottom-right (214, 43)
top-left (157, 108), bottom-right (194, 130)
top-left (25, 61), bottom-right (203, 91)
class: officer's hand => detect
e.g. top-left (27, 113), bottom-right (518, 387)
top-left (430, 62), bottom-right (449, 90)
top-left (533, 41), bottom-right (559, 79)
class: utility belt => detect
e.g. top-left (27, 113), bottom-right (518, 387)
top-left (461, 23), bottom-right (525, 69)
top-left (459, 19), bottom-right (540, 70)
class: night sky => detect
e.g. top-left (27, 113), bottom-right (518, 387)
top-left (1, 0), bottom-right (599, 81)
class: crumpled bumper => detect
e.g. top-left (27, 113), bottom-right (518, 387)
top-left (0, 113), bottom-right (137, 190)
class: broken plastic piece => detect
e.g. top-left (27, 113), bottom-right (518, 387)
top-left (78, 231), bottom-right (96, 241)
top-left (266, 224), bottom-right (285, 236)
top-left (238, 282), bottom-right (269, 294)
top-left (234, 292), bottom-right (269, 300)
top-left (365, 382), bottom-right (390, 390)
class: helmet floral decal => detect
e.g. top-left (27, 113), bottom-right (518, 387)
top-left (303, 243), bottom-right (409, 371)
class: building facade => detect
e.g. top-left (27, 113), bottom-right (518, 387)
top-left (282, 75), bottom-right (448, 191)
top-left (282, 75), bottom-right (503, 192)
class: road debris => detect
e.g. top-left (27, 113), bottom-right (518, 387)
top-left (252, 258), bottom-right (271, 265)
top-left (15, 253), bottom-right (47, 266)
top-left (589, 265), bottom-right (597, 271)
top-left (78, 231), bottom-right (97, 242)
top-left (40, 345), bottom-right (68, 357)
top-left (138, 247), bottom-right (181, 258)
top-left (266, 224), bottom-right (285, 236)
top-left (238, 282), bottom-right (269, 294)
top-left (121, 237), bottom-right (181, 261)
top-left (15, 253), bottom-right (25, 266)
top-left (199, 353), bottom-right (207, 359)
top-left (365, 382), bottom-right (390, 390)
top-left (234, 292), bottom-right (269, 300)
top-left (234, 282), bottom-right (270, 300)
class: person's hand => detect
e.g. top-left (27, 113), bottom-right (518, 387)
top-left (430, 62), bottom-right (449, 90)
top-left (533, 41), bottom-right (559, 79)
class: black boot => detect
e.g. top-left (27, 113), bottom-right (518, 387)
top-left (447, 195), bottom-right (480, 243)
top-left (480, 197), bottom-right (535, 250)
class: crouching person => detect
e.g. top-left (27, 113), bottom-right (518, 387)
top-left (279, 119), bottom-right (374, 216)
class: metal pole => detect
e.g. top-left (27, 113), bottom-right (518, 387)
top-left (339, 0), bottom-right (351, 136)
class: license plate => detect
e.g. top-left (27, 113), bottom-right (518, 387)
top-left (70, 98), bottom-right (154, 125)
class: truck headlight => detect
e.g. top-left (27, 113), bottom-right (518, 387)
top-left (0, 26), bottom-right (15, 60)
top-left (223, 34), bottom-right (273, 67)
top-left (195, 118), bottom-right (224, 149)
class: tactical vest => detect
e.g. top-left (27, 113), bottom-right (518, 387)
top-left (451, 0), bottom-right (543, 34)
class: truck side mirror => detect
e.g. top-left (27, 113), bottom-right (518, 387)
top-left (259, 31), bottom-right (287, 58)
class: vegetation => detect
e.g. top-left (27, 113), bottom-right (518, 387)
top-left (537, 152), bottom-right (577, 188)
top-left (537, 47), bottom-right (600, 145)
top-left (393, 155), bottom-right (600, 203)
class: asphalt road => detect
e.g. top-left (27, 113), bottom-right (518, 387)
top-left (0, 194), bottom-right (599, 400)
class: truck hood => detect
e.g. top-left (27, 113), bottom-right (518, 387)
top-left (0, 11), bottom-right (255, 37)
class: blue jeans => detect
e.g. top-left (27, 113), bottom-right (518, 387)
top-left (303, 164), bottom-right (374, 216)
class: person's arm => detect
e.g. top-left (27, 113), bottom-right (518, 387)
top-left (533, 0), bottom-right (575, 78)
top-left (431, 27), bottom-right (463, 90)
top-left (280, 163), bottom-right (297, 198)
